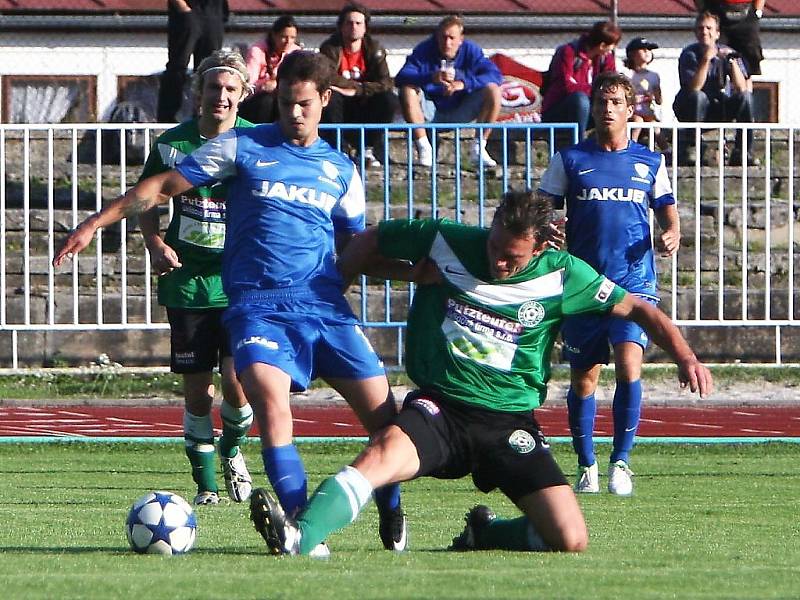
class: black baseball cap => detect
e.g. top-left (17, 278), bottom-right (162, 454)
top-left (626, 37), bottom-right (659, 53)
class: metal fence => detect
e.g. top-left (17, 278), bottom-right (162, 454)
top-left (0, 121), bottom-right (798, 368)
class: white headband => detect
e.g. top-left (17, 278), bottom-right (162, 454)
top-left (202, 65), bottom-right (248, 84)
top-left (200, 65), bottom-right (254, 95)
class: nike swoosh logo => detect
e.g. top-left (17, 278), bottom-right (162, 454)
top-left (578, 168), bottom-right (596, 175)
top-left (256, 160), bottom-right (279, 167)
top-left (444, 265), bottom-right (466, 275)
top-left (625, 426), bottom-right (637, 432)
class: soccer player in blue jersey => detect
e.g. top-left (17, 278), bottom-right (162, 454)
top-left (53, 50), bottom-right (407, 553)
top-left (539, 71), bottom-right (681, 496)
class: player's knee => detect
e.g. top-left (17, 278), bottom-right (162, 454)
top-left (554, 522), bottom-right (589, 553)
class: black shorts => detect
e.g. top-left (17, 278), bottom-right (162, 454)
top-left (394, 390), bottom-right (568, 503)
top-left (166, 307), bottom-right (231, 374)
top-left (720, 14), bottom-right (763, 76)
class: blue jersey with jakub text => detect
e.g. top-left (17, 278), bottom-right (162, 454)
top-left (538, 138), bottom-right (674, 299)
top-left (176, 123), bottom-right (365, 303)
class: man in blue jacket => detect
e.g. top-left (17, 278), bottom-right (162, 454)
top-left (395, 15), bottom-right (503, 168)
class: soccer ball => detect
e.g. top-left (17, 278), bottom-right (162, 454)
top-left (125, 491), bottom-right (197, 555)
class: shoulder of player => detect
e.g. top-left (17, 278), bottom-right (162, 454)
top-left (235, 116), bottom-right (256, 128)
top-left (556, 141), bottom-right (591, 167)
top-left (625, 141), bottom-right (666, 165)
top-left (437, 218), bottom-right (487, 244)
top-left (155, 119), bottom-right (199, 143)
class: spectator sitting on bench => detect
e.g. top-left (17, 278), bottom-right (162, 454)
top-left (319, 3), bottom-right (398, 169)
top-left (673, 11), bottom-right (755, 166)
top-left (394, 14), bottom-right (503, 168)
top-left (540, 20), bottom-right (621, 141)
top-left (238, 14), bottom-right (301, 123)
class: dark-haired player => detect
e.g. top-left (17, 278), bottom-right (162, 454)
top-left (54, 51), bottom-right (406, 554)
top-left (539, 71), bottom-right (680, 496)
top-left (249, 189), bottom-right (711, 555)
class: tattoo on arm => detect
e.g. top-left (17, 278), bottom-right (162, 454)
top-left (123, 195), bottom-right (153, 219)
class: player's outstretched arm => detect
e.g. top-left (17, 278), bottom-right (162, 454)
top-left (53, 171), bottom-right (192, 267)
top-left (610, 293), bottom-right (713, 398)
top-left (337, 227), bottom-right (437, 289)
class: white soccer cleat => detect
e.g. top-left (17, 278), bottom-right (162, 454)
top-left (471, 141), bottom-right (498, 168)
top-left (308, 542), bottom-right (331, 559)
top-left (607, 460), bottom-right (634, 496)
top-left (221, 449), bottom-right (253, 502)
top-left (574, 462), bottom-right (600, 493)
top-left (193, 491), bottom-right (221, 506)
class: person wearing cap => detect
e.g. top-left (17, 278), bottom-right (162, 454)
top-left (673, 10), bottom-right (755, 165)
top-left (694, 0), bottom-right (764, 92)
top-left (623, 37), bottom-right (669, 152)
top-left (540, 20), bottom-right (621, 141)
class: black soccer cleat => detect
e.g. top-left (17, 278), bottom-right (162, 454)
top-left (378, 504), bottom-right (408, 551)
top-left (448, 505), bottom-right (497, 551)
top-left (249, 487), bottom-right (299, 555)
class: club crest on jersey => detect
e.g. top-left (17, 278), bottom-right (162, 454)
top-left (317, 160), bottom-right (342, 190)
top-left (517, 300), bottom-right (545, 327)
top-left (508, 429), bottom-right (536, 454)
top-left (632, 162), bottom-right (651, 183)
top-left (252, 180), bottom-right (337, 212)
top-left (575, 187), bottom-right (646, 203)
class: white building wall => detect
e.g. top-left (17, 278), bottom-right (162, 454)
top-left (0, 29), bottom-right (797, 122)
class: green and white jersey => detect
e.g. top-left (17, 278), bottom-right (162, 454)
top-left (139, 116), bottom-right (253, 308)
top-left (378, 218), bottom-right (627, 412)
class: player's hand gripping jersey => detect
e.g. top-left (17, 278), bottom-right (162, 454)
top-left (176, 123), bottom-right (366, 302)
top-left (539, 139), bottom-right (675, 300)
top-left (377, 219), bottom-right (626, 412)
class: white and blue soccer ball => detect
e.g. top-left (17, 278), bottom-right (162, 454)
top-left (125, 491), bottom-right (197, 555)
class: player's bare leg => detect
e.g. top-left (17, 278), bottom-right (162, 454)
top-left (326, 376), bottom-right (408, 551)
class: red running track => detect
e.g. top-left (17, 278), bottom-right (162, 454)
top-left (1, 405), bottom-right (799, 439)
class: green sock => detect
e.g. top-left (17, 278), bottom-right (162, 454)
top-left (219, 402), bottom-right (254, 459)
top-left (184, 411), bottom-right (218, 493)
top-left (185, 443), bottom-right (218, 493)
top-left (477, 516), bottom-right (550, 551)
top-left (297, 466), bottom-right (373, 555)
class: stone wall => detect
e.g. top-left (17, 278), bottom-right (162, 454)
top-left (2, 128), bottom-right (799, 366)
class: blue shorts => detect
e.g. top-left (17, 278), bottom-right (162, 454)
top-left (561, 298), bottom-right (656, 370)
top-left (223, 288), bottom-right (385, 391)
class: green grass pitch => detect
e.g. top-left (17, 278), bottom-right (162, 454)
top-left (0, 441), bottom-right (798, 599)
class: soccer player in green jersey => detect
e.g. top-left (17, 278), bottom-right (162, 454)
top-left (138, 50), bottom-right (255, 506)
top-left (250, 188), bottom-right (712, 554)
